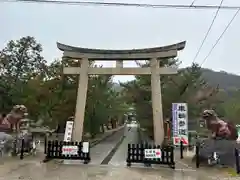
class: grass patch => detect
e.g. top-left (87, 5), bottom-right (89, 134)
top-left (224, 168), bottom-right (239, 177)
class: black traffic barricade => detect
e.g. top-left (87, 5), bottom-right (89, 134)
top-left (43, 140), bottom-right (91, 164)
top-left (126, 143), bottom-right (175, 169)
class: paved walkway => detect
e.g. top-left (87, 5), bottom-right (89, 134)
top-left (89, 126), bottom-right (125, 165)
top-left (173, 149), bottom-right (195, 170)
top-left (108, 126), bottom-right (139, 166)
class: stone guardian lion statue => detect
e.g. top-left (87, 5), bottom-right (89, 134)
top-left (202, 110), bottom-right (238, 140)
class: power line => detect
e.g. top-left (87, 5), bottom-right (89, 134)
top-left (2, 0), bottom-right (240, 11)
top-left (190, 0), bottom-right (197, 6)
top-left (2, 0), bottom-right (240, 69)
top-left (200, 8), bottom-right (240, 66)
top-left (192, 0), bottom-right (224, 63)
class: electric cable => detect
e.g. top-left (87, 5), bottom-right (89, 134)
top-left (1, 0), bottom-right (240, 11)
top-left (200, 8), bottom-right (240, 66)
top-left (192, 0), bottom-right (224, 63)
top-left (2, 0), bottom-right (239, 72)
top-left (190, 0), bottom-right (197, 6)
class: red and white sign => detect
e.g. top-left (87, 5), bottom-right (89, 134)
top-left (144, 149), bottom-right (162, 159)
top-left (173, 136), bottom-right (189, 145)
top-left (62, 145), bottom-right (78, 155)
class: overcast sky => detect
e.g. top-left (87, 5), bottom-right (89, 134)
top-left (1, 0), bottom-right (240, 82)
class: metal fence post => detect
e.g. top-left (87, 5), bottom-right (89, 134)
top-left (170, 145), bottom-right (175, 169)
top-left (196, 142), bottom-right (200, 168)
top-left (180, 140), bottom-right (183, 159)
top-left (235, 148), bottom-right (240, 174)
top-left (20, 139), bottom-right (24, 160)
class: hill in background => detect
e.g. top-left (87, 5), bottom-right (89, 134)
top-left (201, 68), bottom-right (240, 90)
top-left (112, 68), bottom-right (240, 91)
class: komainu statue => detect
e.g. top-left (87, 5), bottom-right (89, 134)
top-left (195, 110), bottom-right (239, 167)
top-left (0, 105), bottom-right (36, 156)
top-left (202, 110), bottom-right (238, 140)
top-left (0, 105), bottom-right (28, 132)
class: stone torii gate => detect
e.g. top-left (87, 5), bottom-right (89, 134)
top-left (57, 41), bottom-right (186, 145)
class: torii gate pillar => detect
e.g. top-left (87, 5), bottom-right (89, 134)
top-left (58, 41), bottom-right (186, 144)
top-left (150, 58), bottom-right (164, 144)
top-left (73, 59), bottom-right (89, 141)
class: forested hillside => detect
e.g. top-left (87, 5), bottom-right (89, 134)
top-left (201, 68), bottom-right (240, 90)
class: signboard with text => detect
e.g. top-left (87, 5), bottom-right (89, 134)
top-left (64, 121), bottom-right (74, 142)
top-left (144, 149), bottom-right (162, 159)
top-left (172, 103), bottom-right (189, 146)
top-left (62, 145), bottom-right (78, 155)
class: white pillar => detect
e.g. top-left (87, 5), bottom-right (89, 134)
top-left (72, 59), bottom-right (89, 141)
top-left (150, 58), bottom-right (164, 145)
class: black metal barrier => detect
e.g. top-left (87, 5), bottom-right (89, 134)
top-left (43, 140), bottom-right (91, 164)
top-left (126, 143), bottom-right (175, 169)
